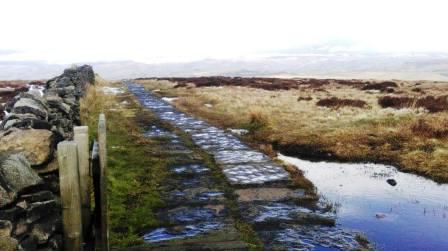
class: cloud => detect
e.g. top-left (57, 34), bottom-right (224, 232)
top-left (0, 49), bottom-right (19, 56)
top-left (0, 0), bottom-right (448, 63)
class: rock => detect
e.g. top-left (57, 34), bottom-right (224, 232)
top-left (0, 207), bottom-right (23, 222)
top-left (47, 234), bottom-right (62, 250)
top-left (20, 191), bottom-right (54, 203)
top-left (14, 220), bottom-right (28, 236)
top-left (32, 219), bottom-right (56, 244)
top-left (19, 235), bottom-right (38, 251)
top-left (0, 104), bottom-right (4, 121)
top-left (46, 65), bottom-right (94, 99)
top-left (0, 185), bottom-right (15, 208)
top-left (387, 179), bottom-right (397, 186)
top-left (26, 200), bottom-right (57, 224)
top-left (0, 154), bottom-right (43, 207)
top-left (0, 129), bottom-right (54, 166)
top-left (54, 76), bottom-right (73, 88)
top-left (0, 237), bottom-right (20, 251)
top-left (1, 113), bottom-right (51, 130)
top-left (375, 213), bottom-right (387, 219)
top-left (46, 95), bottom-right (71, 115)
top-left (0, 220), bottom-right (12, 237)
top-left (35, 155), bottom-right (59, 174)
top-left (12, 98), bottom-right (48, 120)
top-left (62, 65), bottom-right (95, 90)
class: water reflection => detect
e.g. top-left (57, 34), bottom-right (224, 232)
top-left (279, 154), bottom-right (448, 251)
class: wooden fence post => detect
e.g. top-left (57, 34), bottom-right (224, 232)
top-left (74, 126), bottom-right (91, 242)
top-left (90, 141), bottom-right (101, 249)
top-left (58, 141), bottom-right (84, 251)
top-left (98, 114), bottom-right (109, 251)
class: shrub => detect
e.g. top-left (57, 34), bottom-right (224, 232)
top-left (316, 97), bottom-right (367, 109)
top-left (243, 109), bottom-right (270, 133)
top-left (297, 96), bottom-right (313, 101)
top-left (378, 95), bottom-right (448, 112)
top-left (361, 81), bottom-right (398, 92)
top-left (378, 96), bottom-right (414, 109)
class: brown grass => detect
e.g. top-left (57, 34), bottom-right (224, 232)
top-left (137, 78), bottom-right (448, 183)
top-left (411, 116), bottom-right (448, 138)
top-left (283, 164), bottom-right (315, 192)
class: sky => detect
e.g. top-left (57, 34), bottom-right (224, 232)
top-left (1, 0), bottom-right (448, 64)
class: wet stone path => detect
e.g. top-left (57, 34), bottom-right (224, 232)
top-left (127, 82), bottom-right (368, 251)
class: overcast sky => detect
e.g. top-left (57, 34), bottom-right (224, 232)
top-left (1, 0), bottom-right (447, 64)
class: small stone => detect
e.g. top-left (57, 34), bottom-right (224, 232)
top-left (0, 207), bottom-right (22, 222)
top-left (26, 200), bottom-right (57, 224)
top-left (0, 154), bottom-right (43, 207)
top-left (14, 221), bottom-right (28, 236)
top-left (16, 201), bottom-right (27, 210)
top-left (19, 235), bottom-right (38, 251)
top-left (0, 220), bottom-right (12, 237)
top-left (386, 179), bottom-right (397, 186)
top-left (47, 234), bottom-right (62, 250)
top-left (375, 213), bottom-right (387, 219)
top-left (12, 98), bottom-right (48, 120)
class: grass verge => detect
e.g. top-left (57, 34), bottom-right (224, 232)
top-left (80, 79), bottom-right (167, 247)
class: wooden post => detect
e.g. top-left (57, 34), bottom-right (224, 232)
top-left (90, 141), bottom-right (101, 249)
top-left (58, 141), bottom-right (84, 251)
top-left (98, 114), bottom-right (109, 251)
top-left (74, 126), bottom-right (91, 242)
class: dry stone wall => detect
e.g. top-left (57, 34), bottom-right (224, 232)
top-left (0, 65), bottom-right (94, 251)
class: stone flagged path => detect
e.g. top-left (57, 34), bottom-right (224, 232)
top-left (127, 82), bottom-right (368, 251)
top-left (137, 119), bottom-right (247, 250)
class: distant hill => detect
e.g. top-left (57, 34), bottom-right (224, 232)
top-left (1, 52), bottom-right (448, 81)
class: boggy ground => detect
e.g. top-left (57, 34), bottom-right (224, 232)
top-left (80, 80), bottom-right (371, 250)
top-left (125, 83), bottom-right (371, 250)
top-left (136, 77), bottom-right (448, 183)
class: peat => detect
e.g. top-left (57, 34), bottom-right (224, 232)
top-left (378, 95), bottom-right (448, 112)
top-left (316, 97), bottom-right (367, 108)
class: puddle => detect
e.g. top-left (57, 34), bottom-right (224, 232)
top-left (27, 84), bottom-right (44, 96)
top-left (243, 202), bottom-right (333, 224)
top-left (279, 154), bottom-right (448, 251)
top-left (144, 125), bottom-right (177, 138)
top-left (261, 225), bottom-right (365, 251)
top-left (228, 128), bottom-right (249, 136)
top-left (162, 97), bottom-right (178, 103)
top-left (195, 191), bottom-right (225, 201)
top-left (102, 86), bottom-right (124, 94)
top-left (170, 164), bottom-right (210, 175)
top-left (162, 207), bottom-right (225, 224)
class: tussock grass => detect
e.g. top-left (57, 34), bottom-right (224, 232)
top-left (138, 78), bottom-right (448, 182)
